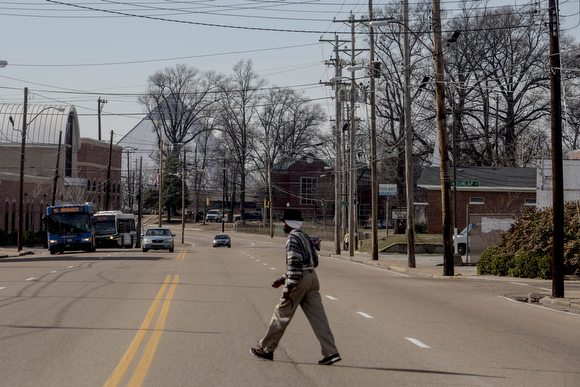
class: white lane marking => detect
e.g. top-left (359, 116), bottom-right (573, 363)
top-left (357, 312), bottom-right (373, 319)
top-left (325, 295), bottom-right (338, 300)
top-left (262, 263), bottom-right (267, 266)
top-left (49, 271), bottom-right (57, 273)
top-left (26, 278), bottom-right (36, 281)
top-left (406, 338), bottom-right (430, 348)
top-left (0, 287), bottom-right (6, 290)
top-left (509, 281), bottom-right (551, 292)
top-left (270, 267), bottom-right (276, 270)
top-left (68, 266), bottom-right (74, 268)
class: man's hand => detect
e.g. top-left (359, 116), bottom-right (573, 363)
top-left (271, 277), bottom-right (284, 288)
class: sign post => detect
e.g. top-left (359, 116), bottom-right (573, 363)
top-left (379, 184), bottom-right (397, 236)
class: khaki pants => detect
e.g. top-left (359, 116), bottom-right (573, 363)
top-left (259, 270), bottom-right (338, 357)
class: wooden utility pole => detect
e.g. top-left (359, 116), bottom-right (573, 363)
top-left (333, 34), bottom-right (343, 255)
top-left (369, 1), bottom-right (379, 261)
top-left (51, 131), bottom-right (62, 206)
top-left (181, 150), bottom-right (186, 244)
top-left (17, 87), bottom-right (28, 252)
top-left (104, 130), bottom-right (113, 210)
top-left (403, 0), bottom-right (416, 267)
top-left (432, 0), bottom-right (453, 276)
top-left (348, 13), bottom-right (356, 257)
top-left (549, 0), bottom-right (565, 298)
top-left (158, 139), bottom-right (163, 227)
top-left (97, 98), bottom-right (107, 142)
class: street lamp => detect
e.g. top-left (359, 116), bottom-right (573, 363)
top-left (0, 60), bottom-right (7, 68)
top-left (11, 88), bottom-right (65, 251)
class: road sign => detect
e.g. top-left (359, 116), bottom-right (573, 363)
top-left (451, 180), bottom-right (480, 187)
top-left (340, 201), bottom-right (349, 206)
top-left (379, 184), bottom-right (397, 196)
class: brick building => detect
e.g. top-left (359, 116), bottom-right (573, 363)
top-left (417, 166), bottom-right (537, 234)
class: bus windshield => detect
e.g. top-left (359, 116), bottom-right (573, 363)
top-left (95, 220), bottom-right (116, 235)
top-left (47, 213), bottom-right (91, 234)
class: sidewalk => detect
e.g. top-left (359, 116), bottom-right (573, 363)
top-left (330, 250), bottom-right (580, 312)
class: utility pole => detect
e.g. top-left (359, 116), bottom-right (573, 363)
top-left (158, 139), bottom-right (163, 227)
top-left (182, 150), bottom-right (186, 244)
top-left (51, 131), bottom-right (62, 207)
top-left (17, 87), bottom-right (28, 252)
top-left (369, 1), bottom-right (379, 261)
top-left (136, 157), bottom-right (142, 248)
top-left (348, 13), bottom-right (357, 257)
top-left (97, 98), bottom-right (107, 142)
top-left (104, 130), bottom-right (113, 210)
top-left (548, 0), bottom-right (564, 298)
top-left (432, 0), bottom-right (453, 276)
top-left (333, 34), bottom-right (343, 255)
top-left (403, 0), bottom-right (416, 267)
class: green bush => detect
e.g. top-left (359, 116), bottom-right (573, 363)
top-left (490, 255), bottom-right (512, 276)
top-left (414, 222), bottom-right (428, 234)
top-left (0, 229), bottom-right (11, 246)
top-left (509, 249), bottom-right (551, 279)
top-left (477, 246), bottom-right (495, 275)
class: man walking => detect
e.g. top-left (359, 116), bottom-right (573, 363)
top-left (251, 209), bottom-right (341, 365)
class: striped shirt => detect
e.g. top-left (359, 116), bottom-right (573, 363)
top-left (282, 229), bottom-right (318, 290)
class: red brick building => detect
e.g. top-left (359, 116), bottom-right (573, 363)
top-left (270, 156), bottom-right (371, 223)
top-left (418, 166), bottom-right (537, 234)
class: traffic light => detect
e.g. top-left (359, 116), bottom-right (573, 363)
top-left (206, 197), bottom-right (210, 206)
top-left (264, 200), bottom-right (267, 208)
top-left (321, 199), bottom-right (325, 206)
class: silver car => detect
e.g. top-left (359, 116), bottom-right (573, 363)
top-left (142, 227), bottom-right (175, 252)
top-left (213, 234), bottom-right (231, 248)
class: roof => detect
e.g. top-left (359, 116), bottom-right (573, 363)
top-left (418, 166), bottom-right (537, 191)
top-left (0, 103), bottom-right (80, 149)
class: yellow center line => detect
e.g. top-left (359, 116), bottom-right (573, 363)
top-left (127, 275), bottom-right (179, 387)
top-left (103, 275), bottom-right (171, 387)
top-left (176, 250), bottom-right (186, 261)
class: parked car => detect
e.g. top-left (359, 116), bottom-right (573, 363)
top-left (453, 222), bottom-right (477, 255)
top-left (206, 209), bottom-right (222, 222)
top-left (142, 227), bottom-right (175, 252)
top-left (309, 235), bottom-right (321, 251)
top-left (213, 234), bottom-right (231, 248)
top-left (243, 211), bottom-right (263, 221)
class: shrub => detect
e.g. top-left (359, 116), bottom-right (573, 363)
top-left (414, 222), bottom-right (428, 234)
top-left (477, 246), bottom-right (495, 275)
top-left (490, 255), bottom-right (512, 276)
top-left (509, 249), bottom-right (551, 279)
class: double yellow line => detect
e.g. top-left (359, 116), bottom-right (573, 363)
top-left (104, 274), bottom-right (179, 387)
top-left (176, 250), bottom-right (187, 261)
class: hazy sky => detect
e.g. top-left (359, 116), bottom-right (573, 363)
top-left (1, 0), bottom-right (579, 147)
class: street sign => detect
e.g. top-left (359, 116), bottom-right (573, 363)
top-left (340, 201), bottom-right (349, 206)
top-left (451, 180), bottom-right (480, 187)
top-left (379, 184), bottom-right (397, 196)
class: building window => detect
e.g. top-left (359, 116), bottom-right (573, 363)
top-left (469, 197), bottom-right (484, 204)
top-left (300, 177), bottom-right (317, 205)
top-left (525, 198), bottom-right (537, 206)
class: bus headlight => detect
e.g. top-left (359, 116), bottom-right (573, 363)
top-left (48, 240), bottom-right (57, 244)
top-left (82, 238), bottom-right (91, 242)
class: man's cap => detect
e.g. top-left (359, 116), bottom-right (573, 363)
top-left (282, 208), bottom-right (303, 222)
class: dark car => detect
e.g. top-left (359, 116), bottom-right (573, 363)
top-left (142, 227), bottom-right (175, 252)
top-left (309, 236), bottom-right (321, 251)
top-left (213, 234), bottom-right (231, 248)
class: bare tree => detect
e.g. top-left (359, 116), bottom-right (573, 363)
top-left (138, 64), bottom-right (222, 155)
top-left (218, 59), bottom-right (266, 218)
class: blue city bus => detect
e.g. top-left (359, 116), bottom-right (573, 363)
top-left (46, 204), bottom-right (96, 255)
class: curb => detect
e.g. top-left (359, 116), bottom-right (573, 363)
top-left (0, 250), bottom-right (34, 259)
top-left (538, 297), bottom-right (580, 312)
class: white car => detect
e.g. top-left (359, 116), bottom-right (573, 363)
top-left (453, 223), bottom-right (477, 255)
top-left (142, 227), bottom-right (175, 252)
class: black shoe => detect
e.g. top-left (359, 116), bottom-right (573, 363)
top-left (319, 353), bottom-right (341, 365)
top-left (251, 347), bottom-right (273, 361)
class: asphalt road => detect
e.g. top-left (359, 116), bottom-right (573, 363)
top-left (0, 226), bottom-right (578, 386)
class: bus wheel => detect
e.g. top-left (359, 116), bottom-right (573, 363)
top-left (49, 249), bottom-right (56, 255)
